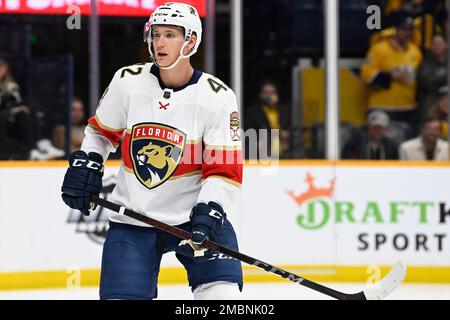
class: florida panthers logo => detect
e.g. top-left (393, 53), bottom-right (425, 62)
top-left (130, 123), bottom-right (186, 190)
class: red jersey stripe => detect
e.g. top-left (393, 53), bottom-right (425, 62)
top-left (121, 132), bottom-right (133, 169)
top-left (202, 149), bottom-right (243, 185)
top-left (88, 116), bottom-right (123, 146)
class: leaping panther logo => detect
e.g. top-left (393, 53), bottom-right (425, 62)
top-left (137, 142), bottom-right (177, 185)
top-left (130, 123), bottom-right (186, 190)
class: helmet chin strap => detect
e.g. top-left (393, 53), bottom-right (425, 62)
top-left (150, 41), bottom-right (191, 70)
top-left (158, 55), bottom-right (184, 70)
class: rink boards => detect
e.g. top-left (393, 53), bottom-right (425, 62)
top-left (0, 160), bottom-right (449, 290)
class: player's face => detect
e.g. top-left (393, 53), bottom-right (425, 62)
top-left (152, 25), bottom-right (185, 67)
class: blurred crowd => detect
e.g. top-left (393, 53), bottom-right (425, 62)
top-left (347, 11), bottom-right (449, 161)
top-left (244, 0), bottom-right (449, 161)
top-left (0, 0), bottom-right (448, 162)
top-left (0, 57), bottom-right (85, 160)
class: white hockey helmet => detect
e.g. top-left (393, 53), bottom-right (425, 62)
top-left (143, 2), bottom-right (202, 69)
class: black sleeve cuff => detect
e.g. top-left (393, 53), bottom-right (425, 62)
top-left (371, 72), bottom-right (392, 89)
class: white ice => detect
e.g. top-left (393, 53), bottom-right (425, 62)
top-left (0, 282), bottom-right (449, 300)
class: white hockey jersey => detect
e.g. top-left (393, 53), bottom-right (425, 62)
top-left (81, 63), bottom-right (242, 227)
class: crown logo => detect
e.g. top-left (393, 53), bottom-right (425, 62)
top-left (287, 172), bottom-right (335, 206)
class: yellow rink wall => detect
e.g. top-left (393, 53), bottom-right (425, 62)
top-left (0, 160), bottom-right (450, 290)
top-left (1, 265), bottom-right (450, 291)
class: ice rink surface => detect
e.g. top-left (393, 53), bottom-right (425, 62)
top-left (1, 282), bottom-right (449, 300)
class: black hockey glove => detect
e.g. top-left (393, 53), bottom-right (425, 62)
top-left (61, 150), bottom-right (104, 216)
top-left (176, 238), bottom-right (212, 262)
top-left (176, 202), bottom-right (226, 261)
top-left (175, 201), bottom-right (225, 262)
top-left (190, 201), bottom-right (226, 245)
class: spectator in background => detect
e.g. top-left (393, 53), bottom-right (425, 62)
top-left (360, 17), bottom-right (423, 132)
top-left (342, 110), bottom-right (399, 160)
top-left (399, 115), bottom-right (449, 160)
top-left (384, 1), bottom-right (425, 26)
top-left (244, 81), bottom-right (290, 159)
top-left (417, 34), bottom-right (448, 124)
top-left (0, 57), bottom-right (64, 160)
top-left (0, 57), bottom-right (33, 159)
top-left (427, 86), bottom-right (448, 139)
top-left (53, 97), bottom-right (87, 153)
top-left (369, 1), bottom-right (445, 50)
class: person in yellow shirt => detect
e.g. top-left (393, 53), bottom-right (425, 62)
top-left (361, 17), bottom-right (423, 132)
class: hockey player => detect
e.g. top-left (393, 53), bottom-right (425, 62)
top-left (61, 2), bottom-right (243, 299)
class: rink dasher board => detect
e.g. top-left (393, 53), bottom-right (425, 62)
top-left (0, 160), bottom-right (449, 289)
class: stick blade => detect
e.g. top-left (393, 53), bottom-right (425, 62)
top-left (362, 261), bottom-right (407, 300)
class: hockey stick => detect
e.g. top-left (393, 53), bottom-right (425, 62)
top-left (91, 195), bottom-right (406, 300)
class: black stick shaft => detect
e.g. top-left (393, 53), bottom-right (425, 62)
top-left (91, 196), bottom-right (364, 300)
